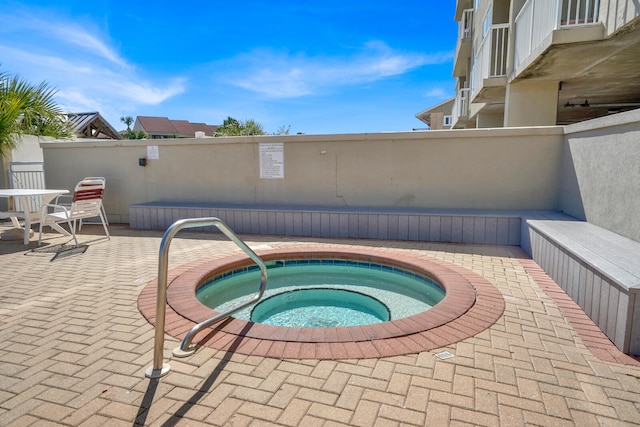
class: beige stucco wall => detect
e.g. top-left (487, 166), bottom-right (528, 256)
top-left (1, 135), bottom-right (46, 183)
top-left (429, 112), bottom-right (445, 130)
top-left (0, 135), bottom-right (48, 210)
top-left (40, 127), bottom-right (565, 224)
top-left (560, 108), bottom-right (640, 241)
top-left (10, 135), bottom-right (46, 163)
top-left (476, 112), bottom-right (504, 128)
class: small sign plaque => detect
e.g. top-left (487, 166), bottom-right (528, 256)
top-left (147, 145), bottom-right (159, 160)
top-left (259, 142), bottom-right (284, 179)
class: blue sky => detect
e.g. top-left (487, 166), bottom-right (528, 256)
top-left (0, 1), bottom-right (457, 135)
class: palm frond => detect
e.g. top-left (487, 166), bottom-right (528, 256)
top-left (0, 68), bottom-right (71, 157)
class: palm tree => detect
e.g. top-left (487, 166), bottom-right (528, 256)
top-left (120, 115), bottom-right (134, 130)
top-left (0, 68), bottom-right (71, 158)
top-left (119, 116), bottom-right (148, 139)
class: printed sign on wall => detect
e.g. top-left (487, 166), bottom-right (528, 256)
top-left (147, 145), bottom-right (159, 160)
top-left (259, 142), bottom-right (284, 179)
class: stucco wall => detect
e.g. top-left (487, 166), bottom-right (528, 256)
top-left (40, 127), bottom-right (564, 224)
top-left (560, 109), bottom-right (640, 241)
top-left (0, 135), bottom-right (48, 210)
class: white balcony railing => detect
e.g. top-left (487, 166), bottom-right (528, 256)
top-left (454, 8), bottom-right (474, 75)
top-left (514, 0), bottom-right (600, 69)
top-left (561, 0), bottom-right (600, 25)
top-left (459, 8), bottom-right (474, 40)
top-left (472, 24), bottom-right (509, 98)
top-left (452, 87), bottom-right (471, 126)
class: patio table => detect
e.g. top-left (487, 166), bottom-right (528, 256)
top-left (0, 188), bottom-right (69, 245)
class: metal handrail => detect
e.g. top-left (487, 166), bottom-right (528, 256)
top-left (145, 217), bottom-right (268, 379)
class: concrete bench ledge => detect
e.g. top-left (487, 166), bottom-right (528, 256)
top-left (130, 201), bottom-right (553, 216)
top-left (129, 201), bottom-right (568, 247)
top-left (527, 219), bottom-right (640, 354)
top-left (528, 220), bottom-right (640, 291)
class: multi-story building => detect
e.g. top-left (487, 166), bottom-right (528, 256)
top-left (451, 0), bottom-right (640, 128)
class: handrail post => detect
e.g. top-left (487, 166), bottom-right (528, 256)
top-left (145, 217), bottom-right (267, 379)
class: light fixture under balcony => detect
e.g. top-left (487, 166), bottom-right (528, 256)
top-left (564, 100), bottom-right (640, 109)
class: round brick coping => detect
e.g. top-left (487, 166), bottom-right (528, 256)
top-left (138, 245), bottom-right (505, 359)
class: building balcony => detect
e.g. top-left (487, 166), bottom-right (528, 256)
top-left (471, 24), bottom-right (509, 104)
top-left (453, 8), bottom-right (474, 77)
top-left (454, 0), bottom-right (473, 22)
top-left (513, 0), bottom-right (603, 74)
top-left (452, 87), bottom-right (471, 128)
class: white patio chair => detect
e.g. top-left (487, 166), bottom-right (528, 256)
top-left (50, 177), bottom-right (110, 229)
top-left (38, 179), bottom-right (110, 247)
top-left (72, 177), bottom-right (110, 230)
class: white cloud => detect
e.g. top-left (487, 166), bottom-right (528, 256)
top-left (0, 11), bottom-right (126, 67)
top-left (225, 42), bottom-right (453, 99)
top-left (422, 87), bottom-right (449, 98)
top-left (111, 79), bottom-right (186, 105)
top-left (48, 24), bottom-right (129, 68)
top-left (0, 8), bottom-right (186, 125)
top-left (234, 66), bottom-right (314, 98)
top-left (0, 44), bottom-right (185, 105)
top-left (57, 89), bottom-right (98, 112)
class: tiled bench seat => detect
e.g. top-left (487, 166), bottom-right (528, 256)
top-left (527, 219), bottom-right (640, 354)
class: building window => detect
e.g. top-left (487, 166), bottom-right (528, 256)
top-left (444, 115), bottom-right (452, 126)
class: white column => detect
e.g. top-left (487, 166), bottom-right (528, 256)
top-left (504, 80), bottom-right (559, 127)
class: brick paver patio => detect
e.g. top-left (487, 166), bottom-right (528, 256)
top-left (1, 223), bottom-right (639, 426)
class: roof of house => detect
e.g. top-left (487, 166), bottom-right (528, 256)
top-left (189, 122), bottom-right (217, 135)
top-left (170, 120), bottom-right (193, 135)
top-left (415, 97), bottom-right (455, 118)
top-left (136, 116), bottom-right (177, 134)
top-left (415, 97), bottom-right (455, 127)
top-left (67, 112), bottom-right (123, 140)
top-left (135, 116), bottom-right (218, 137)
